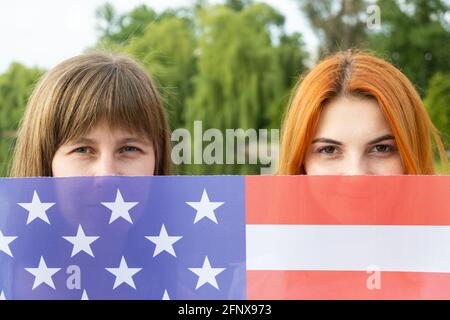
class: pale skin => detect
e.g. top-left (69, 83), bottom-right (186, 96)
top-left (303, 96), bottom-right (405, 175)
top-left (52, 121), bottom-right (156, 177)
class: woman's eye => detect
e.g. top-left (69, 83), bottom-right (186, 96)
top-left (318, 146), bottom-right (337, 154)
top-left (372, 144), bottom-right (394, 153)
top-left (74, 147), bottom-right (90, 154)
top-left (121, 146), bottom-right (139, 153)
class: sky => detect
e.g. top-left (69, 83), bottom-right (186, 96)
top-left (0, 0), bottom-right (319, 73)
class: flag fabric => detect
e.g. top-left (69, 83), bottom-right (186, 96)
top-left (0, 175), bottom-right (449, 300)
top-left (246, 175), bottom-right (450, 299)
top-left (0, 176), bottom-right (246, 300)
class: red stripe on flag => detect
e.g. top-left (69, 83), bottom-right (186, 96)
top-left (246, 176), bottom-right (450, 225)
top-left (245, 176), bottom-right (450, 299)
top-left (247, 270), bottom-right (450, 300)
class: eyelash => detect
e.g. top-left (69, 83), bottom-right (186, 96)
top-left (73, 147), bottom-right (91, 154)
top-left (73, 146), bottom-right (140, 154)
top-left (120, 146), bottom-right (139, 153)
top-left (317, 144), bottom-right (396, 155)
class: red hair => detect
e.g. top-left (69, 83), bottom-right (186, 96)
top-left (279, 50), bottom-right (448, 174)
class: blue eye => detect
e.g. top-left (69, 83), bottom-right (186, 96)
top-left (74, 147), bottom-right (90, 154)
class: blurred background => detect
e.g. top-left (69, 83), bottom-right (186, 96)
top-left (0, 0), bottom-right (449, 175)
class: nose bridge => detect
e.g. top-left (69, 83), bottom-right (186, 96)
top-left (96, 152), bottom-right (121, 176)
top-left (342, 152), bottom-right (370, 176)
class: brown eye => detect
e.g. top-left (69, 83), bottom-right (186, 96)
top-left (372, 144), bottom-right (394, 153)
top-left (318, 146), bottom-right (336, 154)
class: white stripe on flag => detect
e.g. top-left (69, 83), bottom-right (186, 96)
top-left (246, 225), bottom-right (450, 273)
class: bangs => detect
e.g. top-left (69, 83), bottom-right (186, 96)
top-left (10, 52), bottom-right (171, 177)
top-left (54, 55), bottom-right (161, 146)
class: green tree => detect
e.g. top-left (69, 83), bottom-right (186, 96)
top-left (424, 72), bottom-right (450, 150)
top-left (272, 32), bottom-right (309, 127)
top-left (225, 0), bottom-right (253, 11)
top-left (297, 0), bottom-right (371, 55)
top-left (96, 3), bottom-right (158, 46)
top-left (188, 3), bottom-right (281, 131)
top-left (370, 0), bottom-right (450, 95)
top-left (0, 63), bottom-right (43, 176)
top-left (125, 15), bottom-right (197, 130)
top-left (186, 3), bottom-right (307, 174)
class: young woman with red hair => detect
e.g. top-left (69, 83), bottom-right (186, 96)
top-left (278, 50), bottom-right (448, 175)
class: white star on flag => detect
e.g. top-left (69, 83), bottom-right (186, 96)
top-left (145, 224), bottom-right (182, 257)
top-left (63, 225), bottom-right (99, 258)
top-left (18, 190), bottom-right (55, 225)
top-left (186, 189), bottom-right (224, 224)
top-left (106, 256), bottom-right (142, 290)
top-left (81, 290), bottom-right (89, 300)
top-left (0, 230), bottom-right (17, 257)
top-left (0, 291), bottom-right (5, 300)
top-left (101, 189), bottom-right (139, 224)
top-left (188, 256), bottom-right (226, 290)
top-left (162, 289), bottom-right (170, 300)
top-left (25, 256), bottom-right (61, 290)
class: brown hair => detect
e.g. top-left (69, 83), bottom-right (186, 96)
top-left (279, 50), bottom-right (448, 175)
top-left (10, 52), bottom-right (172, 177)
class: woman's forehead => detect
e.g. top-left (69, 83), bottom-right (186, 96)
top-left (315, 97), bottom-right (393, 140)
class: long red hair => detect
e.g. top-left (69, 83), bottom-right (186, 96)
top-left (278, 50), bottom-right (448, 175)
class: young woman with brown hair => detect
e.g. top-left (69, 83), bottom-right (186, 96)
top-left (10, 53), bottom-right (172, 177)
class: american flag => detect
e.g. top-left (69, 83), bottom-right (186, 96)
top-left (1, 175), bottom-right (450, 300)
top-left (0, 176), bottom-right (246, 300)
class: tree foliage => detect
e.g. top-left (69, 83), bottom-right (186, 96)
top-left (297, 0), bottom-right (371, 55)
top-left (369, 0), bottom-right (450, 95)
top-left (0, 63), bottom-right (43, 176)
top-left (125, 16), bottom-right (197, 130)
top-left (424, 72), bottom-right (450, 149)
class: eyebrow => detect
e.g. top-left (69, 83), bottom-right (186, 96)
top-left (311, 134), bottom-right (395, 145)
